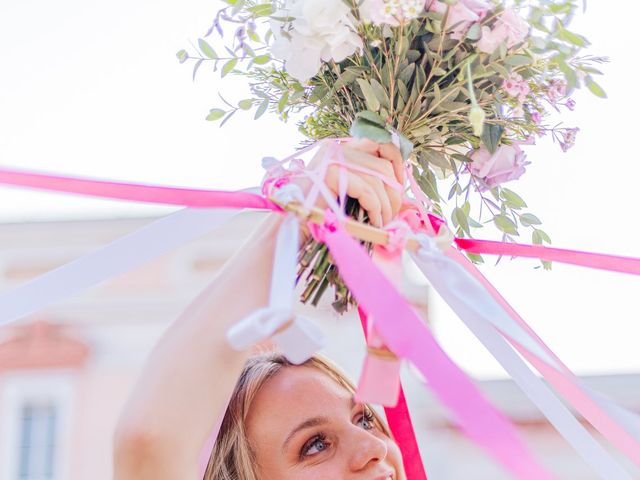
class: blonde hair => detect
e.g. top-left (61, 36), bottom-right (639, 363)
top-left (204, 352), bottom-right (390, 480)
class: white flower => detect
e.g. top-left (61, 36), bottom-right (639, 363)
top-left (360, 0), bottom-right (428, 26)
top-left (270, 0), bottom-right (363, 82)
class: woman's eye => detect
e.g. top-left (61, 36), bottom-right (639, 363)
top-left (356, 410), bottom-right (375, 430)
top-left (301, 434), bottom-right (329, 458)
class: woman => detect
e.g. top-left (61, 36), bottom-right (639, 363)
top-left (113, 139), bottom-right (407, 480)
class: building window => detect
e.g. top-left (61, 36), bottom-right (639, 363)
top-left (18, 403), bottom-right (57, 480)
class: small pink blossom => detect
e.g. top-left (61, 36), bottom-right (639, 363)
top-left (427, 0), bottom-right (489, 40)
top-left (547, 79), bottom-right (567, 103)
top-left (477, 8), bottom-right (529, 53)
top-left (469, 143), bottom-right (529, 190)
top-left (559, 127), bottom-right (579, 152)
top-left (530, 110), bottom-right (542, 124)
top-left (502, 72), bottom-right (530, 103)
top-left (565, 98), bottom-right (576, 111)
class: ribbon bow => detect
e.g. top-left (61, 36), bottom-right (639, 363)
top-left (225, 211), bottom-right (326, 364)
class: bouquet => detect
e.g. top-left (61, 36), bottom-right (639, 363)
top-left (178, 0), bottom-right (605, 312)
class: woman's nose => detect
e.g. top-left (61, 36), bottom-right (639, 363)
top-left (347, 426), bottom-right (389, 472)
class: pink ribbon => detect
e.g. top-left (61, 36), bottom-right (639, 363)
top-left (318, 213), bottom-right (554, 480)
top-left (358, 307), bottom-right (428, 480)
top-left (455, 237), bottom-right (640, 275)
top-left (0, 167), bottom-right (276, 210)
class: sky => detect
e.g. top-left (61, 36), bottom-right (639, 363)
top-left (1, 0), bottom-right (639, 379)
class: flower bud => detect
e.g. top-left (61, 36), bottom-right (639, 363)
top-left (469, 105), bottom-right (485, 136)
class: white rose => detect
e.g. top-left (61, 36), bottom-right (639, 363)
top-left (270, 0), bottom-right (363, 82)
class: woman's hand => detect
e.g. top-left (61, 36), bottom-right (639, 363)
top-left (298, 139), bottom-right (405, 228)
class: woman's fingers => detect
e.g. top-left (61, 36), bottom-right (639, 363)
top-left (325, 168), bottom-right (383, 227)
top-left (378, 142), bottom-right (405, 186)
top-left (347, 138), bottom-right (405, 186)
top-left (364, 176), bottom-right (393, 226)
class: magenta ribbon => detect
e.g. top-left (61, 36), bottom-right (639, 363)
top-left (0, 167), bottom-right (276, 210)
top-left (317, 214), bottom-right (554, 480)
top-left (455, 237), bottom-right (640, 275)
top-left (358, 306), bottom-right (428, 480)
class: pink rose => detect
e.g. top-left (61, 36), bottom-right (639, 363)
top-left (477, 8), bottom-right (529, 53)
top-left (427, 0), bottom-right (489, 40)
top-left (469, 143), bottom-right (529, 190)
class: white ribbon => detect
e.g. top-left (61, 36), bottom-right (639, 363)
top-left (410, 247), bottom-right (634, 480)
top-left (226, 213), bottom-right (326, 364)
top-left (413, 234), bottom-right (559, 369)
top-left (0, 208), bottom-right (241, 326)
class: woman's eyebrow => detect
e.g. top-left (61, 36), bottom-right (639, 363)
top-left (282, 416), bottom-right (329, 452)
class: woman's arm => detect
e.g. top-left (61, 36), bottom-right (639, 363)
top-left (113, 213), bottom-right (283, 479)
top-left (113, 140), bottom-right (404, 479)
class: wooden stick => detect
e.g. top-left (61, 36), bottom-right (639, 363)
top-left (280, 201), bottom-right (424, 252)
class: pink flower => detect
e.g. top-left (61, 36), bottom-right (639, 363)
top-left (547, 79), bottom-right (567, 103)
top-left (469, 143), bottom-right (529, 190)
top-left (559, 127), bottom-right (579, 152)
top-left (502, 72), bottom-right (530, 103)
top-left (565, 98), bottom-right (576, 110)
top-left (530, 110), bottom-right (541, 124)
top-left (477, 8), bottom-right (529, 53)
top-left (427, 0), bottom-right (489, 40)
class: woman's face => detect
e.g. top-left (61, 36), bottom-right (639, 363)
top-left (245, 366), bottom-right (406, 480)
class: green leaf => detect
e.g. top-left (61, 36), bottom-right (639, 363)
top-left (519, 213), bottom-right (542, 226)
top-left (222, 58), bottom-right (238, 77)
top-left (397, 133), bottom-right (414, 161)
top-left (556, 27), bottom-right (589, 47)
top-left (414, 167), bottom-right (440, 201)
top-left (176, 49), bottom-right (188, 64)
top-left (355, 110), bottom-right (386, 127)
top-left (466, 22), bottom-right (482, 41)
top-left (254, 99), bottom-right (269, 120)
top-left (252, 54), bottom-right (270, 65)
top-left (198, 39), bottom-right (218, 59)
top-left (206, 108), bottom-right (226, 121)
top-left (504, 55), bottom-right (533, 67)
top-left (357, 79), bottom-right (381, 112)
top-left (277, 91), bottom-right (289, 113)
top-left (585, 76), bottom-right (607, 98)
top-left (247, 3), bottom-right (273, 16)
top-left (370, 78), bottom-right (390, 109)
top-left (238, 99), bottom-right (253, 110)
top-left (192, 58), bottom-right (204, 81)
top-left (453, 207), bottom-right (470, 236)
top-left (500, 188), bottom-right (527, 209)
top-left (532, 229), bottom-right (552, 244)
top-left (465, 252), bottom-right (484, 264)
top-left (420, 149), bottom-right (450, 171)
top-left (350, 118), bottom-right (392, 144)
top-left (494, 215), bottom-right (518, 235)
top-left (399, 63), bottom-right (416, 84)
top-left (481, 123), bottom-right (504, 154)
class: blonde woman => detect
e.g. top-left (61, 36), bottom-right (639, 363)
top-left (113, 139), bottom-right (407, 480)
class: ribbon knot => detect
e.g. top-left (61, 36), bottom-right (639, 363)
top-left (308, 209), bottom-right (339, 243)
top-left (226, 307), bottom-right (326, 365)
top-left (379, 220), bottom-right (411, 256)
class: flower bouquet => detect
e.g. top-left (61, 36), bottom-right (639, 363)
top-left (178, 0), bottom-right (605, 312)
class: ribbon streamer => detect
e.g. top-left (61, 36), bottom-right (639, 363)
top-left (358, 307), bottom-right (428, 480)
top-left (0, 167), bottom-right (275, 210)
top-left (318, 215), bottom-right (553, 480)
top-left (409, 250), bottom-right (634, 480)
top-left (226, 214), bottom-right (326, 364)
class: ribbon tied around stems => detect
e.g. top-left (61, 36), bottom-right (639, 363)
top-left (226, 212), bottom-right (326, 364)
